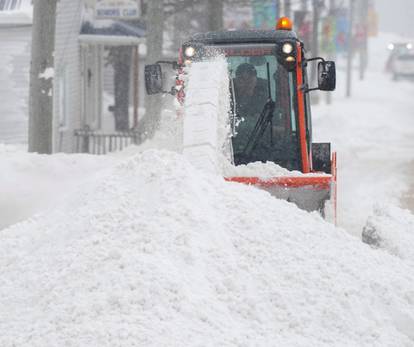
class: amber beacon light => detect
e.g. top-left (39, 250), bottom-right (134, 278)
top-left (276, 17), bottom-right (293, 31)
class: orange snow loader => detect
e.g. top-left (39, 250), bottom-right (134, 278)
top-left (144, 17), bottom-right (337, 222)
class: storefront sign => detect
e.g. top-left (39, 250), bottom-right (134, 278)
top-left (95, 0), bottom-right (140, 19)
top-left (252, 0), bottom-right (278, 30)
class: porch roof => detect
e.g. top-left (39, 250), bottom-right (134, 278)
top-left (81, 20), bottom-right (145, 38)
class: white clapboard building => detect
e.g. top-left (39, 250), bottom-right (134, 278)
top-left (0, 0), bottom-right (146, 153)
top-left (0, 0), bottom-right (32, 144)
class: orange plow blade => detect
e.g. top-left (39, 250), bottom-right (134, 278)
top-left (225, 175), bottom-right (336, 222)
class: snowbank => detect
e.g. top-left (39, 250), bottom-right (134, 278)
top-left (363, 204), bottom-right (414, 263)
top-left (0, 144), bottom-right (118, 230)
top-left (1, 148), bottom-right (414, 346)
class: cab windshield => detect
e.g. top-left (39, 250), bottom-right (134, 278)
top-left (210, 43), bottom-right (300, 171)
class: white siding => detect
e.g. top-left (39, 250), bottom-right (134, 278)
top-left (0, 26), bottom-right (31, 144)
top-left (53, 0), bottom-right (83, 152)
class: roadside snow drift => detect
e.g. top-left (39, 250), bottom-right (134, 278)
top-left (1, 149), bottom-right (414, 347)
top-left (312, 33), bottom-right (414, 235)
top-left (363, 204), bottom-right (414, 263)
top-left (0, 144), bottom-right (118, 230)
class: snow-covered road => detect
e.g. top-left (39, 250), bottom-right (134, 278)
top-left (313, 33), bottom-right (414, 235)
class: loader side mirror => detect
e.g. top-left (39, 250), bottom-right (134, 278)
top-left (318, 61), bottom-right (336, 91)
top-left (145, 64), bottom-right (163, 95)
top-left (312, 143), bottom-right (331, 174)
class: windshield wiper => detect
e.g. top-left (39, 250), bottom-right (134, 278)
top-left (242, 99), bottom-right (275, 157)
top-left (242, 62), bottom-right (275, 158)
top-left (229, 69), bottom-right (237, 136)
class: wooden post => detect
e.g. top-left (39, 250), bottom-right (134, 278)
top-left (143, 0), bottom-right (164, 138)
top-left (133, 45), bottom-right (139, 129)
top-left (29, 0), bottom-right (57, 153)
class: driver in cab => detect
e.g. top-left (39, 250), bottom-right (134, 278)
top-left (232, 63), bottom-right (269, 155)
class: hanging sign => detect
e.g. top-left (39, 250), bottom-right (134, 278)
top-left (95, 0), bottom-right (140, 19)
top-left (252, 0), bottom-right (278, 30)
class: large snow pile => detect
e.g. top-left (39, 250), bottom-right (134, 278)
top-left (363, 204), bottom-right (414, 263)
top-left (1, 149), bottom-right (414, 347)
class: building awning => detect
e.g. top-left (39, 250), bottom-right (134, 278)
top-left (81, 20), bottom-right (145, 36)
top-left (79, 20), bottom-right (145, 45)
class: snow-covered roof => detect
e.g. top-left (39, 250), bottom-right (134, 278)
top-left (79, 19), bottom-right (146, 45)
top-left (0, 0), bottom-right (32, 26)
top-left (81, 19), bottom-right (145, 38)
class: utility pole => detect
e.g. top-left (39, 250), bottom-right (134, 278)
top-left (346, 0), bottom-right (355, 98)
top-left (29, 0), bottom-right (57, 154)
top-left (207, 0), bottom-right (224, 31)
top-left (326, 0), bottom-right (336, 104)
top-left (284, 0), bottom-right (291, 18)
top-left (142, 0), bottom-right (164, 139)
top-left (310, 0), bottom-right (324, 104)
top-left (276, 0), bottom-right (281, 18)
top-left (311, 0), bottom-right (322, 78)
top-left (329, 0), bottom-right (336, 17)
top-left (359, 0), bottom-right (369, 80)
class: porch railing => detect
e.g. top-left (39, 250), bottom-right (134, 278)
top-left (74, 129), bottom-right (142, 155)
top-left (0, 0), bottom-right (23, 11)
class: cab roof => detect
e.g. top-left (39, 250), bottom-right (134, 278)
top-left (187, 29), bottom-right (298, 45)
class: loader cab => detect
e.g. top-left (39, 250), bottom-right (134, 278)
top-left (179, 30), bottom-right (322, 172)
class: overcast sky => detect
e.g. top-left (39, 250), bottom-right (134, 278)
top-left (375, 0), bottom-right (414, 38)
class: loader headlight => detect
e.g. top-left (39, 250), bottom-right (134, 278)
top-left (184, 46), bottom-right (196, 58)
top-left (407, 43), bottom-right (413, 50)
top-left (282, 43), bottom-right (294, 54)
